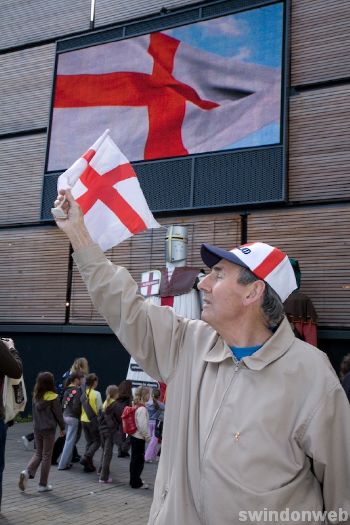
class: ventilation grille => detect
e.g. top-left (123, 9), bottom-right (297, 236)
top-left (41, 146), bottom-right (284, 219)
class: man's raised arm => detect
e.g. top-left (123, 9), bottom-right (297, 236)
top-left (53, 189), bottom-right (188, 384)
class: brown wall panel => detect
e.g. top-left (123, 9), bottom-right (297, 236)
top-left (0, 134), bottom-right (47, 225)
top-left (0, 227), bottom-right (70, 323)
top-left (95, 0), bottom-right (197, 28)
top-left (291, 0), bottom-right (350, 86)
top-left (288, 85), bottom-right (350, 202)
top-left (0, 45), bottom-right (55, 134)
top-left (248, 206), bottom-right (350, 328)
top-left (70, 213), bottom-right (240, 324)
top-left (0, 0), bottom-right (90, 51)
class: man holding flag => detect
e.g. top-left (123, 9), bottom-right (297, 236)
top-left (53, 142), bottom-right (350, 523)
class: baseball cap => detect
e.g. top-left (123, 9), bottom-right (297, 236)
top-left (201, 242), bottom-right (297, 302)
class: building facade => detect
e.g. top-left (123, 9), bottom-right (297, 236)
top-left (0, 0), bottom-right (349, 394)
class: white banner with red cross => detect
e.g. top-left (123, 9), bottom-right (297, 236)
top-left (140, 271), bottom-right (161, 297)
top-left (48, 31), bottom-right (281, 170)
top-left (56, 130), bottom-right (160, 251)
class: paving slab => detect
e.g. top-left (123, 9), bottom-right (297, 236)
top-left (1, 422), bottom-right (158, 524)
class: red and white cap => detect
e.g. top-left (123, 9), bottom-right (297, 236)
top-left (201, 242), bottom-right (297, 302)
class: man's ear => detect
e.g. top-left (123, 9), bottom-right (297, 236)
top-left (243, 280), bottom-right (266, 305)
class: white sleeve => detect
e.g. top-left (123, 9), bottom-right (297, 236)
top-left (135, 406), bottom-right (151, 442)
top-left (95, 391), bottom-right (103, 411)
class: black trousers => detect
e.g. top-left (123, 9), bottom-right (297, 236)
top-left (129, 436), bottom-right (145, 488)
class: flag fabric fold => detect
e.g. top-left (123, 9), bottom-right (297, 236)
top-left (48, 31), bottom-right (281, 170)
top-left (56, 130), bottom-right (160, 251)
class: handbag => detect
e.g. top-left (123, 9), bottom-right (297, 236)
top-left (3, 375), bottom-right (27, 423)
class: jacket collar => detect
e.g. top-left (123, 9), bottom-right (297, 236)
top-left (203, 317), bottom-right (295, 370)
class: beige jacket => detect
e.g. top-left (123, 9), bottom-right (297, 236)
top-left (73, 245), bottom-right (350, 525)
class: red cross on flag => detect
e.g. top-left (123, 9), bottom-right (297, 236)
top-left (48, 31), bottom-right (281, 170)
top-left (56, 129), bottom-right (160, 251)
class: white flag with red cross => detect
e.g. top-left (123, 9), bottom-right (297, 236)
top-left (56, 129), bottom-right (160, 251)
top-left (140, 270), bottom-right (161, 297)
top-left (48, 31), bottom-right (281, 170)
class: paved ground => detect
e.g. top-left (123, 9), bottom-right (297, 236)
top-left (1, 422), bottom-right (158, 524)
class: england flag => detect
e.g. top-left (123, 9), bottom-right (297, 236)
top-left (54, 130), bottom-right (160, 252)
top-left (48, 31), bottom-right (281, 170)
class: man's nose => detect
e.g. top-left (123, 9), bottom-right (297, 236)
top-left (198, 273), bottom-right (210, 291)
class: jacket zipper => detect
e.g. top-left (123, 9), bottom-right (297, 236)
top-left (199, 359), bottom-right (242, 525)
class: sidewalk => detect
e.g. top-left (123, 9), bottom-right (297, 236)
top-left (2, 422), bottom-right (158, 524)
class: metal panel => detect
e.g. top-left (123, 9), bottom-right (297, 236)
top-left (291, 0), bottom-right (350, 86)
top-left (42, 146), bottom-right (284, 218)
top-left (135, 158), bottom-right (193, 211)
top-left (0, 134), bottom-right (47, 224)
top-left (202, 0), bottom-right (265, 17)
top-left (193, 147), bottom-right (284, 207)
top-left (0, 45), bottom-right (55, 135)
top-left (95, 0), bottom-right (197, 28)
top-left (289, 85), bottom-right (350, 202)
top-left (0, 0), bottom-right (90, 51)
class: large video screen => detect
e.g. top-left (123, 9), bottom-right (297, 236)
top-left (47, 2), bottom-right (283, 172)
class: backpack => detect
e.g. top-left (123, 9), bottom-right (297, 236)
top-left (3, 375), bottom-right (27, 423)
top-left (56, 370), bottom-right (70, 401)
top-left (121, 405), bottom-right (140, 435)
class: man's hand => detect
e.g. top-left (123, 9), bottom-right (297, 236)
top-left (53, 189), bottom-right (94, 250)
top-left (1, 338), bottom-right (14, 349)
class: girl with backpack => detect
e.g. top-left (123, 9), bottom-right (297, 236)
top-left (51, 357), bottom-right (89, 465)
top-left (129, 386), bottom-right (151, 489)
top-left (145, 388), bottom-right (165, 462)
top-left (19, 372), bottom-right (65, 493)
top-left (115, 380), bottom-right (133, 457)
top-left (98, 384), bottom-right (119, 483)
top-left (57, 371), bottom-right (84, 470)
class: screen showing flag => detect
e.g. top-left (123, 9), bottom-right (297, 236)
top-left (47, 2), bottom-right (283, 172)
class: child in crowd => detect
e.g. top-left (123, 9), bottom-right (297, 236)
top-left (80, 373), bottom-right (102, 472)
top-left (52, 356), bottom-right (90, 465)
top-left (57, 371), bottom-right (84, 470)
top-left (98, 385), bottom-right (120, 483)
top-left (19, 372), bottom-right (65, 493)
top-left (129, 386), bottom-right (151, 489)
top-left (145, 388), bottom-right (165, 462)
top-left (115, 380), bottom-right (133, 457)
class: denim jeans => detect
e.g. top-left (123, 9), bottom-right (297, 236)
top-left (58, 416), bottom-right (79, 469)
top-left (0, 419), bottom-right (7, 510)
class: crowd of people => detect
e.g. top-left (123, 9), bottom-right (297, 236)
top-left (17, 356), bottom-right (165, 493)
